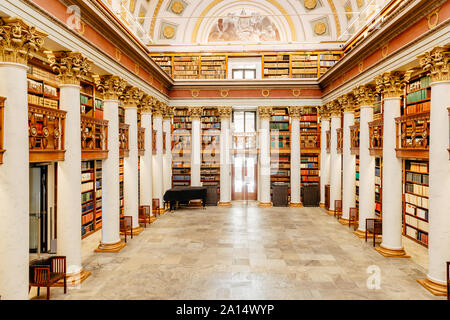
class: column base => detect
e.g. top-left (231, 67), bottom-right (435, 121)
top-left (258, 202), bottom-right (273, 208)
top-left (149, 216), bottom-right (157, 223)
top-left (55, 268), bottom-right (91, 287)
top-left (218, 201), bottom-right (232, 207)
top-left (417, 277), bottom-right (448, 296)
top-left (326, 209), bottom-right (335, 216)
top-left (121, 226), bottom-right (144, 236)
top-left (354, 229), bottom-right (382, 239)
top-left (158, 208), bottom-right (167, 214)
top-left (375, 245), bottom-right (410, 258)
top-left (94, 240), bottom-right (126, 253)
top-left (319, 203), bottom-right (325, 208)
top-left (289, 202), bottom-right (304, 208)
top-left (338, 217), bottom-right (350, 225)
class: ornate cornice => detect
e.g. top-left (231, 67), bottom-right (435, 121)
top-left (418, 45), bottom-right (450, 83)
top-left (217, 106), bottom-right (232, 119)
top-left (45, 51), bottom-right (92, 85)
top-left (258, 106), bottom-right (273, 119)
top-left (353, 84), bottom-right (377, 106)
top-left (0, 17), bottom-right (47, 65)
top-left (289, 106), bottom-right (303, 119)
top-left (189, 106), bottom-right (203, 119)
top-left (121, 86), bottom-right (144, 108)
top-left (337, 94), bottom-right (356, 112)
top-left (94, 74), bottom-right (127, 101)
top-left (375, 71), bottom-right (410, 98)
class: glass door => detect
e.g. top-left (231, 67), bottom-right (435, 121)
top-left (29, 165), bottom-right (48, 254)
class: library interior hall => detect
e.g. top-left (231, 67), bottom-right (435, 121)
top-left (0, 0), bottom-right (449, 301)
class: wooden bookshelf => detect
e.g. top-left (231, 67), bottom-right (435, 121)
top-left (200, 55), bottom-right (226, 79)
top-left (138, 126), bottom-right (145, 156)
top-left (350, 122), bottom-right (360, 155)
top-left (173, 56), bottom-right (199, 79)
top-left (336, 128), bottom-right (343, 154)
top-left (318, 52), bottom-right (341, 76)
top-left (300, 106), bottom-right (320, 152)
top-left (270, 107), bottom-right (291, 202)
top-left (355, 155), bottom-right (360, 209)
top-left (375, 157), bottom-right (382, 218)
top-left (150, 55), bottom-right (173, 77)
top-left (172, 107), bottom-right (192, 187)
top-left (263, 54), bottom-right (290, 79)
top-left (119, 123), bottom-right (130, 158)
top-left (119, 157), bottom-right (124, 217)
top-left (81, 160), bottom-right (102, 238)
top-left (369, 119), bottom-right (383, 157)
top-left (201, 108), bottom-right (221, 193)
top-left (291, 53), bottom-right (318, 79)
top-left (152, 129), bottom-right (157, 155)
top-left (403, 160), bottom-right (429, 247)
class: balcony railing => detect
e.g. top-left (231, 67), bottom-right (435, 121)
top-left (138, 126), bottom-right (145, 156)
top-left (119, 123), bottom-right (129, 157)
top-left (300, 132), bottom-right (320, 151)
top-left (368, 119), bottom-right (383, 157)
top-left (81, 115), bottom-right (108, 160)
top-left (350, 122), bottom-right (360, 155)
top-left (395, 112), bottom-right (430, 159)
top-left (0, 97), bottom-right (5, 164)
top-left (28, 105), bottom-right (66, 162)
top-left (326, 130), bottom-right (331, 153)
top-left (336, 128), bottom-right (343, 154)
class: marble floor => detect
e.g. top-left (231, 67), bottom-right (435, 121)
top-left (31, 203), bottom-right (444, 300)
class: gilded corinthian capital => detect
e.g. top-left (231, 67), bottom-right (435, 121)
top-left (258, 106), bottom-right (272, 119)
top-left (163, 104), bottom-right (174, 120)
top-left (352, 84), bottom-right (376, 106)
top-left (289, 106), bottom-right (303, 119)
top-left (121, 86), bottom-right (144, 108)
top-left (217, 106), bottom-right (232, 119)
top-left (94, 75), bottom-right (127, 101)
top-left (189, 106), bottom-right (203, 119)
top-left (152, 99), bottom-right (164, 117)
top-left (45, 51), bottom-right (92, 85)
top-left (374, 71), bottom-right (409, 98)
top-left (327, 100), bottom-right (341, 117)
top-left (0, 17), bottom-right (47, 65)
top-left (418, 45), bottom-right (450, 82)
top-left (140, 94), bottom-right (154, 114)
top-left (318, 105), bottom-right (331, 120)
top-left (337, 93), bottom-right (356, 112)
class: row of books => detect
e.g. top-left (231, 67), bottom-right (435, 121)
top-left (405, 203), bottom-right (428, 220)
top-left (28, 94), bottom-right (59, 108)
top-left (292, 61), bottom-right (317, 67)
top-left (375, 176), bottom-right (381, 185)
top-left (407, 76), bottom-right (430, 92)
top-left (301, 156), bottom-right (318, 162)
top-left (300, 163), bottom-right (318, 169)
top-left (81, 172), bottom-right (93, 182)
top-left (406, 172), bottom-right (429, 185)
top-left (405, 183), bottom-right (429, 197)
top-left (173, 175), bottom-right (191, 181)
top-left (264, 55), bottom-right (290, 61)
top-left (405, 225), bottom-right (428, 245)
top-left (264, 62), bottom-right (289, 68)
top-left (404, 101), bottom-right (430, 115)
top-left (81, 191), bottom-right (94, 203)
top-left (81, 181), bottom-right (94, 193)
top-left (405, 193), bottom-right (429, 209)
top-left (173, 123), bottom-right (192, 129)
top-left (302, 176), bottom-right (320, 182)
top-left (80, 94), bottom-right (93, 106)
top-left (82, 211), bottom-right (94, 225)
top-left (301, 169), bottom-right (319, 175)
top-left (408, 162), bottom-right (428, 173)
top-left (319, 60), bottom-right (337, 67)
top-left (405, 213), bottom-right (429, 232)
top-left (201, 56), bottom-right (226, 61)
top-left (264, 69), bottom-right (289, 75)
top-left (82, 201), bottom-right (94, 214)
top-left (270, 123), bottom-right (289, 130)
top-left (292, 55), bottom-right (318, 61)
top-left (375, 202), bottom-right (381, 212)
top-left (173, 57), bottom-right (199, 62)
top-left (27, 65), bottom-right (60, 83)
top-left (27, 79), bottom-right (58, 97)
top-left (81, 222), bottom-right (94, 236)
top-left (406, 88), bottom-right (430, 104)
top-left (202, 123), bottom-right (221, 129)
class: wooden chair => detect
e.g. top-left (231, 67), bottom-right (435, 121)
top-left (29, 256), bottom-right (66, 300)
top-left (365, 218), bottom-right (382, 247)
top-left (348, 207), bottom-right (358, 230)
top-left (120, 216), bottom-right (133, 243)
top-left (334, 200), bottom-right (342, 219)
top-left (152, 198), bottom-right (160, 218)
top-left (139, 205), bottom-right (151, 228)
top-left (447, 261), bottom-right (449, 300)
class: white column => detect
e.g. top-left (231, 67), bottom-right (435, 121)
top-left (329, 109), bottom-right (342, 212)
top-left (417, 47), bottom-right (450, 296)
top-left (290, 109), bottom-right (302, 206)
top-left (140, 110), bottom-right (153, 212)
top-left (319, 114), bottom-right (330, 207)
top-left (0, 62), bottom-right (29, 300)
top-left (152, 110), bottom-right (164, 208)
top-left (219, 107), bottom-right (232, 206)
top-left (190, 107), bottom-right (202, 187)
top-left (341, 108), bottom-right (356, 222)
top-left (357, 104), bottom-right (375, 236)
top-left (123, 103), bottom-right (142, 233)
top-left (258, 107), bottom-right (272, 206)
top-left (163, 115), bottom-right (172, 193)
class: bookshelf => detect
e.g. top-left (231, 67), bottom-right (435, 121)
top-left (319, 52), bottom-right (341, 76)
top-left (173, 56), bottom-right (199, 79)
top-left (27, 64), bottom-right (60, 109)
top-left (119, 157), bottom-right (124, 217)
top-left (200, 55), bottom-right (226, 79)
top-left (355, 155), bottom-right (360, 209)
top-left (172, 107), bottom-right (192, 187)
top-left (81, 160), bottom-right (102, 238)
top-left (263, 54), bottom-right (290, 79)
top-left (403, 75), bottom-right (431, 116)
top-left (150, 55), bottom-right (173, 77)
top-left (300, 106), bottom-right (320, 151)
top-left (201, 108), bottom-right (221, 192)
top-left (375, 157), bottom-right (382, 218)
top-left (270, 107), bottom-right (291, 202)
top-left (291, 53), bottom-right (318, 78)
top-left (403, 160), bottom-right (429, 247)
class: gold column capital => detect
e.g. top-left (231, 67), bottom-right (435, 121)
top-left (120, 86), bottom-right (144, 108)
top-left (163, 104), bottom-right (174, 120)
top-left (318, 105), bottom-right (331, 120)
top-left (337, 93), bottom-right (356, 112)
top-left (189, 106), bottom-right (203, 119)
top-left (327, 100), bottom-right (342, 117)
top-left (353, 84), bottom-right (377, 106)
top-left (45, 51), bottom-right (92, 85)
top-left (0, 17), bottom-right (47, 65)
top-left (139, 94), bottom-right (154, 114)
top-left (152, 100), bottom-right (164, 117)
top-left (258, 106), bottom-right (272, 119)
top-left (374, 71), bottom-right (409, 98)
top-left (418, 45), bottom-right (450, 83)
top-left (289, 106), bottom-right (303, 119)
top-left (94, 74), bottom-right (127, 101)
top-left (217, 106), bottom-right (232, 120)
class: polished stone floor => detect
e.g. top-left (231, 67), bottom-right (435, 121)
top-left (31, 203), bottom-right (443, 300)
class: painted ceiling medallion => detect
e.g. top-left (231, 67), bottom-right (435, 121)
top-left (314, 22), bottom-right (327, 35)
top-left (171, 1), bottom-right (184, 14)
top-left (304, 0), bottom-right (317, 10)
top-left (163, 25), bottom-right (176, 39)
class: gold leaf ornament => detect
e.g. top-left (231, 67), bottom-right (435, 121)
top-left (314, 22), bottom-right (326, 35)
top-left (171, 1), bottom-right (184, 14)
top-left (304, 0), bottom-right (317, 10)
top-left (163, 25), bottom-right (175, 39)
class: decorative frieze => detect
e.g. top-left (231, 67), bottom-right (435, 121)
top-left (353, 84), bottom-right (377, 106)
top-left (0, 17), bottom-right (47, 65)
top-left (46, 51), bottom-right (92, 85)
top-left (418, 46), bottom-right (450, 83)
top-left (94, 75), bottom-right (127, 101)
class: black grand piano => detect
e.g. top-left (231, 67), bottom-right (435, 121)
top-left (163, 186), bottom-right (207, 211)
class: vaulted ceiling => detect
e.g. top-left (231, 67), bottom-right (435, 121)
top-left (107, 0), bottom-right (392, 51)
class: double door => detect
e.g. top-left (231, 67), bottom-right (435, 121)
top-left (232, 153), bottom-right (257, 201)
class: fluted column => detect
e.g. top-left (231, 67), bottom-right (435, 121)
top-left (0, 18), bottom-right (46, 299)
top-left (218, 106), bottom-right (232, 206)
top-left (375, 71), bottom-right (410, 258)
top-left (94, 75), bottom-right (127, 253)
top-left (318, 106), bottom-right (331, 208)
top-left (289, 106), bottom-right (303, 207)
top-left (258, 106), bottom-right (272, 207)
top-left (139, 96), bottom-right (153, 218)
top-left (152, 101), bottom-right (164, 211)
top-left (338, 94), bottom-right (356, 224)
top-left (328, 101), bottom-right (342, 213)
top-left (46, 51), bottom-right (92, 284)
top-left (121, 86), bottom-right (144, 235)
top-left (190, 107), bottom-right (203, 187)
top-left (353, 85), bottom-right (377, 238)
top-left (163, 105), bottom-right (173, 194)
top-left (417, 46), bottom-right (450, 296)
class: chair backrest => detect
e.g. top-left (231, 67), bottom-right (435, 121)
top-left (50, 256), bottom-right (66, 274)
top-left (123, 216), bottom-right (132, 229)
top-left (152, 198), bottom-right (160, 211)
top-left (349, 207), bottom-right (357, 219)
top-left (139, 205), bottom-right (151, 216)
top-left (34, 267), bottom-right (50, 284)
top-left (335, 200), bottom-right (342, 210)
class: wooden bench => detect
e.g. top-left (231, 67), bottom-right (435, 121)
top-left (334, 200), bottom-right (342, 219)
top-left (365, 218), bottom-right (382, 247)
top-left (29, 256), bottom-right (67, 300)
